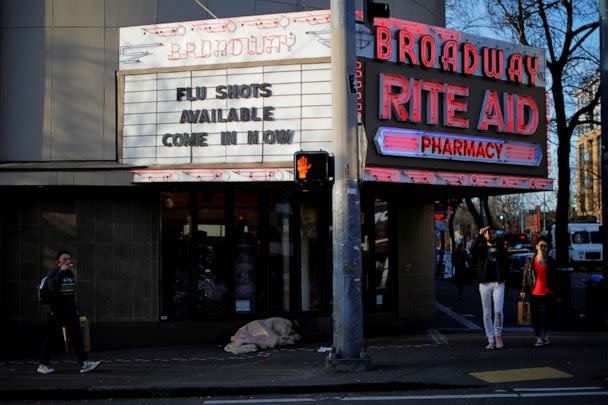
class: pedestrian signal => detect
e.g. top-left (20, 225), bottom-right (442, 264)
top-left (294, 151), bottom-right (333, 186)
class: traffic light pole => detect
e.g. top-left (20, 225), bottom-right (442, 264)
top-left (326, 0), bottom-right (369, 371)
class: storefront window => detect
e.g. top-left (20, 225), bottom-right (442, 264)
top-left (161, 192), bottom-right (191, 320)
top-left (374, 200), bottom-right (391, 310)
top-left (268, 193), bottom-right (293, 313)
top-left (234, 192), bottom-right (260, 313)
top-left (160, 188), bottom-right (328, 320)
top-left (300, 198), bottom-right (323, 312)
top-left (193, 192), bottom-right (227, 317)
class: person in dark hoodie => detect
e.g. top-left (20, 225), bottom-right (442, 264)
top-left (472, 226), bottom-right (509, 350)
top-left (37, 250), bottom-right (101, 374)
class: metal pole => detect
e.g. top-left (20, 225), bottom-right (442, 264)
top-left (600, 0), bottom-right (608, 272)
top-left (326, 0), bottom-right (369, 371)
top-left (520, 193), bottom-right (525, 233)
top-left (543, 192), bottom-right (547, 235)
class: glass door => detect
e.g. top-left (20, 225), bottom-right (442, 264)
top-left (268, 191), bottom-right (294, 313)
top-left (160, 191), bottom-right (192, 320)
top-left (233, 191), bottom-right (261, 314)
top-left (299, 191), bottom-right (330, 312)
top-left (373, 200), bottom-right (392, 310)
top-left (160, 187), bottom-right (330, 320)
top-left (161, 190), bottom-right (228, 320)
top-left (192, 191), bottom-right (227, 317)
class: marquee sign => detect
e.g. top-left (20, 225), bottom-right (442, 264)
top-left (118, 11), bottom-right (333, 168)
top-left (361, 17), bottom-right (550, 184)
top-left (119, 63), bottom-right (331, 166)
top-left (119, 10), bottom-right (331, 70)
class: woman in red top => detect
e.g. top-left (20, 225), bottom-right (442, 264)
top-left (520, 237), bottom-right (556, 347)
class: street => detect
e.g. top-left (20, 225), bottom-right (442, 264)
top-left (3, 388), bottom-right (608, 404)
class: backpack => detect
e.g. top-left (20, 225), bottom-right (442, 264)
top-left (38, 276), bottom-right (52, 305)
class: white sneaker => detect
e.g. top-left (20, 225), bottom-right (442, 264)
top-left (37, 364), bottom-right (55, 374)
top-left (80, 360), bottom-right (101, 373)
top-left (534, 337), bottom-right (544, 347)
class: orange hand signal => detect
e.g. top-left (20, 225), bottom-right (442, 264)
top-left (297, 155), bottom-right (312, 179)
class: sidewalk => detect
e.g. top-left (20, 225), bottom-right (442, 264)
top-left (2, 278), bottom-right (606, 400)
top-left (2, 322), bottom-right (607, 400)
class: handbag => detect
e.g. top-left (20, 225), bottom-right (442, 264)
top-left (517, 299), bottom-right (531, 326)
top-left (79, 315), bottom-right (91, 352)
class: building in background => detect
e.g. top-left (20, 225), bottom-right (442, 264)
top-left (576, 128), bottom-right (602, 221)
top-left (574, 75), bottom-right (602, 222)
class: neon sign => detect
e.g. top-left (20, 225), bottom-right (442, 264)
top-left (361, 16), bottom-right (548, 184)
top-left (377, 74), bottom-right (539, 135)
top-left (374, 127), bottom-right (542, 166)
top-left (372, 18), bottom-right (541, 86)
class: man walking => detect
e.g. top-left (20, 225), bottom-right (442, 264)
top-left (37, 250), bottom-right (101, 374)
top-left (472, 227), bottom-right (509, 350)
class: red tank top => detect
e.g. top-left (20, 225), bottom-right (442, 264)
top-left (532, 256), bottom-right (549, 295)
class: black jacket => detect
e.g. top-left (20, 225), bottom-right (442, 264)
top-left (521, 254), bottom-right (557, 295)
top-left (471, 235), bottom-right (509, 283)
top-left (45, 267), bottom-right (78, 316)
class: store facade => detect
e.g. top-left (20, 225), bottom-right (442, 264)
top-left (0, 1), bottom-right (549, 353)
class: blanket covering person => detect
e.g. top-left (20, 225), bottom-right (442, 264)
top-left (224, 317), bottom-right (301, 354)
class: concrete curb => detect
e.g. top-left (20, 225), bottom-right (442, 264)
top-left (1, 381), bottom-right (485, 400)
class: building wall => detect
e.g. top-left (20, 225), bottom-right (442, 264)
top-left (575, 129), bottom-right (602, 220)
top-left (2, 189), bottom-right (160, 324)
top-left (0, 0), bottom-right (445, 351)
top-left (396, 200), bottom-right (436, 321)
top-left (0, 0), bottom-right (444, 164)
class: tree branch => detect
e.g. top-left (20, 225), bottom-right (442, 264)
top-left (568, 88), bottom-right (600, 133)
top-left (571, 21), bottom-right (599, 38)
top-left (569, 23), bottom-right (599, 56)
top-left (537, 0), bottom-right (558, 64)
top-left (465, 197), bottom-right (484, 229)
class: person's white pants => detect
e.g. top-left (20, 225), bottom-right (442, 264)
top-left (479, 281), bottom-right (505, 342)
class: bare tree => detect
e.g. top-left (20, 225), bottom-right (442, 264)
top-left (465, 196), bottom-right (495, 229)
top-left (461, 0), bottom-right (600, 267)
top-left (493, 194), bottom-right (524, 231)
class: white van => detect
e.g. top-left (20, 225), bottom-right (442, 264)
top-left (551, 223), bottom-right (603, 267)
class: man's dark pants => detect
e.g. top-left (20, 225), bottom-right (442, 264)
top-left (40, 312), bottom-right (87, 366)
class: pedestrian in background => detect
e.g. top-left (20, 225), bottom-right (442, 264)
top-left (520, 237), bottom-right (556, 347)
top-left (472, 226), bottom-right (509, 350)
top-left (452, 242), bottom-right (468, 300)
top-left (37, 250), bottom-right (101, 374)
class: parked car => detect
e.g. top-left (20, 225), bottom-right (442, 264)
top-left (513, 243), bottom-right (533, 252)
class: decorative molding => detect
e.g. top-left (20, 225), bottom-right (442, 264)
top-left (132, 168), bottom-right (293, 183)
top-left (363, 167), bottom-right (553, 190)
